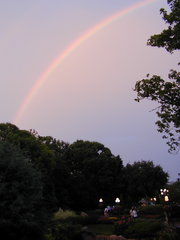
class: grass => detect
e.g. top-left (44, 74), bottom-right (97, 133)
top-left (87, 224), bottom-right (114, 235)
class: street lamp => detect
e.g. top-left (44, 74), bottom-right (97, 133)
top-left (160, 189), bottom-right (169, 195)
top-left (165, 196), bottom-right (169, 202)
top-left (99, 198), bottom-right (103, 203)
top-left (150, 197), bottom-right (157, 204)
top-left (160, 189), bottom-right (169, 203)
top-left (99, 198), bottom-right (103, 208)
top-left (115, 197), bottom-right (120, 204)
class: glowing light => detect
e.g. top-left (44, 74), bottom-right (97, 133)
top-left (115, 197), bottom-right (120, 203)
top-left (164, 196), bottom-right (169, 202)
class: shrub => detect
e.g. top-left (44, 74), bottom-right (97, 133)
top-left (170, 204), bottom-right (180, 218)
top-left (157, 230), bottom-right (180, 240)
top-left (0, 220), bottom-right (44, 240)
top-left (93, 209), bottom-right (104, 215)
top-left (124, 219), bottom-right (163, 238)
top-left (53, 210), bottom-right (99, 225)
top-left (78, 215), bottom-right (99, 225)
top-left (114, 215), bottom-right (133, 235)
top-left (53, 210), bottom-right (77, 220)
top-left (45, 222), bottom-right (81, 240)
top-left (139, 205), bottom-right (164, 216)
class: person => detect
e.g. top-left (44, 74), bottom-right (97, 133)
top-left (129, 207), bottom-right (133, 218)
top-left (132, 208), bottom-right (138, 218)
top-left (104, 207), bottom-right (109, 216)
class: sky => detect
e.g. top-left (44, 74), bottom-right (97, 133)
top-left (0, 0), bottom-right (179, 181)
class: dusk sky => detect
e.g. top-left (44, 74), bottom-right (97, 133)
top-left (0, 0), bottom-right (179, 181)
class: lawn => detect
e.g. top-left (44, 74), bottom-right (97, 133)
top-left (87, 223), bottom-right (114, 235)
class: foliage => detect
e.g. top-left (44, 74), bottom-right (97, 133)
top-left (45, 222), bottom-right (81, 240)
top-left (88, 224), bottom-right (114, 236)
top-left (169, 181), bottom-right (180, 203)
top-left (0, 123), bottom-right (57, 211)
top-left (46, 211), bottom-right (93, 240)
top-left (147, 0), bottom-right (180, 53)
top-left (38, 135), bottom-right (69, 160)
top-left (122, 219), bottom-right (163, 238)
top-left (0, 123), bottom-right (124, 210)
top-left (62, 140), bottom-right (123, 209)
top-left (37, 136), bottom-right (71, 209)
top-left (138, 205), bottom-right (164, 216)
top-left (134, 72), bottom-right (180, 152)
top-left (122, 161), bottom-right (168, 205)
top-left (0, 221), bottom-right (44, 240)
top-left (0, 123), bottom-right (170, 213)
top-left (114, 215), bottom-right (132, 235)
top-left (52, 211), bottom-right (99, 229)
top-left (170, 204), bottom-right (180, 218)
top-left (134, 0), bottom-right (180, 152)
top-left (53, 210), bottom-right (77, 221)
top-left (0, 141), bottom-right (45, 239)
top-left (157, 230), bottom-right (180, 240)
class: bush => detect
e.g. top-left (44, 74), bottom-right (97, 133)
top-left (92, 209), bottom-right (104, 215)
top-left (45, 222), bottom-right (81, 240)
top-left (47, 210), bottom-right (99, 240)
top-left (157, 230), bottom-right (180, 240)
top-left (0, 220), bottom-right (44, 240)
top-left (53, 210), bottom-right (99, 225)
top-left (53, 210), bottom-right (77, 220)
top-left (139, 205), bottom-right (164, 216)
top-left (114, 215), bottom-right (133, 235)
top-left (170, 204), bottom-right (180, 218)
top-left (123, 219), bottom-right (163, 238)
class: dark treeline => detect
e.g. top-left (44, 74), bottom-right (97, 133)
top-left (0, 123), bottom-right (168, 239)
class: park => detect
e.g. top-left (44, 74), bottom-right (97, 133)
top-left (0, 0), bottom-right (179, 239)
top-left (0, 123), bottom-right (180, 239)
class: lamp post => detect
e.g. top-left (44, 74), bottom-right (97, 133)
top-left (115, 197), bottom-right (120, 206)
top-left (150, 197), bottom-right (157, 205)
top-left (164, 195), bottom-right (169, 202)
top-left (160, 189), bottom-right (169, 203)
top-left (160, 189), bottom-right (170, 224)
top-left (99, 198), bottom-right (103, 208)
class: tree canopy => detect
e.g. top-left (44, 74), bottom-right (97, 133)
top-left (122, 161), bottom-right (168, 205)
top-left (0, 123), bottom-right (57, 211)
top-left (169, 180), bottom-right (180, 203)
top-left (0, 123), bottom-right (169, 211)
top-left (147, 0), bottom-right (180, 53)
top-left (61, 140), bottom-right (124, 209)
top-left (134, 71), bottom-right (180, 152)
top-left (0, 141), bottom-right (45, 239)
top-left (134, 0), bottom-right (180, 152)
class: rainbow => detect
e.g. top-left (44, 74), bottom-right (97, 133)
top-left (13, 0), bottom-right (158, 125)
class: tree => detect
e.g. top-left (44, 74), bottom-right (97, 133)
top-left (0, 123), bottom-right (57, 211)
top-left (122, 161), bottom-right (168, 205)
top-left (38, 135), bottom-right (69, 159)
top-left (134, 0), bottom-right (180, 152)
top-left (38, 136), bottom-right (70, 209)
top-left (62, 140), bottom-right (123, 209)
top-left (147, 0), bottom-right (180, 53)
top-left (168, 180), bottom-right (180, 203)
top-left (0, 141), bottom-right (45, 239)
